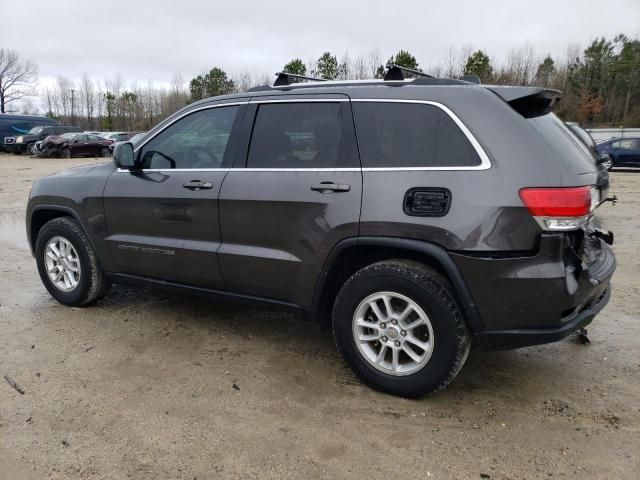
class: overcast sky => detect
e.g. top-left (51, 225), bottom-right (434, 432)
top-left (2, 0), bottom-right (639, 88)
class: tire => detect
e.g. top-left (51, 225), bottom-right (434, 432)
top-left (332, 260), bottom-right (470, 398)
top-left (35, 217), bottom-right (111, 306)
top-left (100, 147), bottom-right (110, 157)
top-left (25, 143), bottom-right (35, 156)
top-left (61, 147), bottom-right (71, 158)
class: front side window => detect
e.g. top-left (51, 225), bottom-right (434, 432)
top-left (139, 106), bottom-right (239, 169)
top-left (247, 102), bottom-right (348, 169)
top-left (353, 102), bottom-right (481, 168)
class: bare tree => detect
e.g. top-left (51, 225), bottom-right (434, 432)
top-left (0, 48), bottom-right (38, 113)
top-left (81, 73), bottom-right (96, 129)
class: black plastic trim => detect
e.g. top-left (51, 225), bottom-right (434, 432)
top-left (109, 272), bottom-right (312, 317)
top-left (28, 205), bottom-right (96, 256)
top-left (312, 236), bottom-right (486, 337)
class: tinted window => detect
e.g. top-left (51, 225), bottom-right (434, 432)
top-left (353, 102), bottom-right (481, 168)
top-left (140, 106), bottom-right (238, 169)
top-left (247, 102), bottom-right (348, 169)
top-left (87, 134), bottom-right (104, 141)
top-left (613, 139), bottom-right (639, 150)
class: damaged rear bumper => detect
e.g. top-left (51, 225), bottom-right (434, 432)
top-left (451, 233), bottom-right (616, 350)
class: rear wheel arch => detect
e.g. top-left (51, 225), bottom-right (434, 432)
top-left (312, 237), bottom-right (485, 335)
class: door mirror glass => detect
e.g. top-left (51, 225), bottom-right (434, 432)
top-left (113, 142), bottom-right (136, 169)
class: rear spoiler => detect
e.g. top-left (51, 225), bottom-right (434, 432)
top-left (486, 86), bottom-right (562, 118)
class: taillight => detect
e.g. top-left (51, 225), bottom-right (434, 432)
top-left (519, 186), bottom-right (597, 231)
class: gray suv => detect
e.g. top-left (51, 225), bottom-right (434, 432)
top-left (26, 71), bottom-right (616, 397)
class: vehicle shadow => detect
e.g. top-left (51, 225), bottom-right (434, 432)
top-left (87, 284), bottom-right (578, 403)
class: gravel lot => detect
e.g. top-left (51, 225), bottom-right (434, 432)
top-left (1, 153), bottom-right (639, 480)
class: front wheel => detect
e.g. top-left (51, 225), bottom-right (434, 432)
top-left (35, 217), bottom-right (111, 306)
top-left (61, 147), bottom-right (71, 158)
top-left (332, 260), bottom-right (470, 398)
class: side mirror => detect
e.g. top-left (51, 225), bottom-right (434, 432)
top-left (113, 142), bottom-right (136, 169)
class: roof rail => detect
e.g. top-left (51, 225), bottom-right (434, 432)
top-left (383, 64), bottom-right (434, 81)
top-left (274, 72), bottom-right (327, 86)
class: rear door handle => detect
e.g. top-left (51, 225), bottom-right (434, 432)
top-left (182, 180), bottom-right (213, 190)
top-left (310, 182), bottom-right (351, 193)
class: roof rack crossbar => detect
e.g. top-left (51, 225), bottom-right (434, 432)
top-left (384, 64), bottom-right (434, 81)
top-left (274, 72), bottom-right (328, 86)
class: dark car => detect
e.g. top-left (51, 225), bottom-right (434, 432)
top-left (26, 68), bottom-right (616, 397)
top-left (0, 114), bottom-right (59, 152)
top-left (597, 137), bottom-right (640, 168)
top-left (39, 132), bottom-right (113, 158)
top-left (4, 125), bottom-right (83, 155)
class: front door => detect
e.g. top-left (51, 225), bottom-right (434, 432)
top-left (218, 96), bottom-right (362, 306)
top-left (103, 101), bottom-right (246, 288)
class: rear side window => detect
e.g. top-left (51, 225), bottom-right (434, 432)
top-left (247, 102), bottom-right (350, 169)
top-left (353, 102), bottom-right (481, 168)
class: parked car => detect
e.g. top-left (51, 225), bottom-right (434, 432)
top-left (3, 125), bottom-right (83, 155)
top-left (565, 122), bottom-right (612, 186)
top-left (597, 137), bottom-right (640, 168)
top-left (0, 114), bottom-right (59, 152)
top-left (108, 131), bottom-right (147, 153)
top-left (26, 71), bottom-right (616, 397)
top-left (100, 131), bottom-right (139, 142)
top-left (38, 132), bottom-right (113, 158)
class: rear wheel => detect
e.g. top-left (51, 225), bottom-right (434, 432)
top-left (332, 260), bottom-right (470, 398)
top-left (100, 147), bottom-right (110, 157)
top-left (35, 217), bottom-right (111, 306)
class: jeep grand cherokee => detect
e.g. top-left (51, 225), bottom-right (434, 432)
top-left (26, 68), bottom-right (616, 397)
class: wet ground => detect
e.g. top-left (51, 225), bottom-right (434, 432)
top-left (1, 153), bottom-right (639, 479)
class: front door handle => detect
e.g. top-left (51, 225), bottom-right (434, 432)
top-left (182, 180), bottom-right (213, 190)
top-left (310, 182), bottom-right (351, 193)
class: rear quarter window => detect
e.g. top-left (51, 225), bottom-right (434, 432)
top-left (353, 102), bottom-right (481, 168)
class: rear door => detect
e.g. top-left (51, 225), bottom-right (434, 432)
top-left (218, 95), bottom-right (362, 306)
top-left (102, 100), bottom-right (246, 288)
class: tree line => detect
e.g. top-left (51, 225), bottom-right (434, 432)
top-left (1, 33), bottom-right (638, 131)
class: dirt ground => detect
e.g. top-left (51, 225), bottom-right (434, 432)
top-left (0, 153), bottom-right (638, 480)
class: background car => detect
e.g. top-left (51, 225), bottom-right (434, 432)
top-left (99, 131), bottom-right (140, 142)
top-left (108, 131), bottom-right (147, 153)
top-left (4, 125), bottom-right (83, 155)
top-left (39, 132), bottom-right (113, 158)
top-left (597, 137), bottom-right (640, 168)
top-left (0, 114), bottom-right (59, 152)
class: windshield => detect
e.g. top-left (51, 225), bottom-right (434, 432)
top-left (28, 126), bottom-right (44, 134)
top-left (130, 133), bottom-right (146, 144)
top-left (568, 125), bottom-right (596, 150)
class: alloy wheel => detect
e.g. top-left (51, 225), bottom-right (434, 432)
top-left (352, 291), bottom-right (435, 376)
top-left (44, 236), bottom-right (81, 292)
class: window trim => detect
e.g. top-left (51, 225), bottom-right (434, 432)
top-left (121, 97), bottom-right (491, 173)
top-left (351, 99), bottom-right (491, 171)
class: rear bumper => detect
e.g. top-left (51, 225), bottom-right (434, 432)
top-left (476, 286), bottom-right (609, 349)
top-left (451, 233), bottom-right (616, 349)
